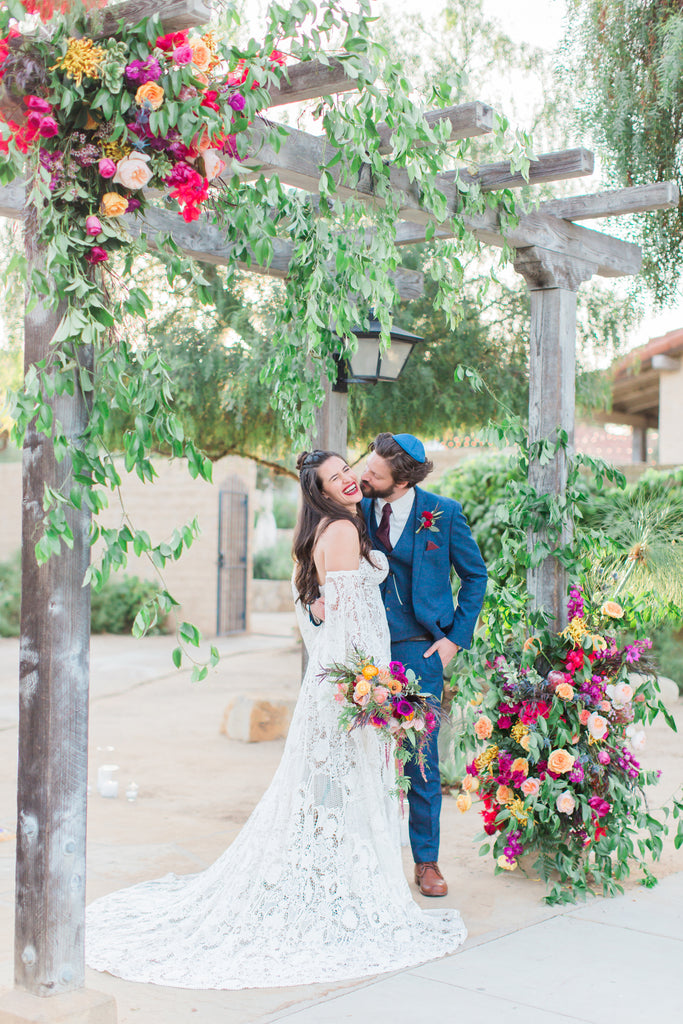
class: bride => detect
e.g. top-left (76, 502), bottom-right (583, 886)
top-left (86, 450), bottom-right (467, 989)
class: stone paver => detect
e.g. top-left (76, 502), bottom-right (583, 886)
top-left (0, 620), bottom-right (681, 1023)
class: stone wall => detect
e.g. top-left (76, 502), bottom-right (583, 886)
top-left (0, 453), bottom-right (255, 637)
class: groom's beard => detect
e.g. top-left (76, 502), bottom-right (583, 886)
top-left (360, 479), bottom-right (394, 500)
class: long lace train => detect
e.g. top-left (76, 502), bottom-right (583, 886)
top-left (86, 553), bottom-right (466, 989)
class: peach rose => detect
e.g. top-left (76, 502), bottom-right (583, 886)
top-left (372, 685), bottom-right (389, 704)
top-left (461, 775), bottom-right (479, 793)
top-left (136, 81), bottom-right (165, 109)
top-left (520, 733), bottom-right (531, 752)
top-left (511, 757), bottom-right (529, 778)
top-left (354, 679), bottom-right (370, 698)
top-left (100, 191), bottom-right (128, 217)
top-left (606, 681), bottom-right (633, 707)
top-left (378, 667), bottom-right (393, 686)
top-left (189, 36), bottom-right (212, 71)
top-left (113, 152), bottom-right (152, 190)
top-left (601, 600), bottom-right (624, 619)
top-left (388, 717), bottom-right (401, 735)
top-left (496, 785), bottom-right (514, 804)
top-left (579, 709), bottom-right (591, 725)
top-left (555, 682), bottom-right (575, 701)
top-left (587, 712), bottom-right (609, 740)
top-left (497, 855), bottom-right (517, 871)
top-left (600, 700), bottom-right (612, 713)
top-left (547, 748), bottom-right (575, 774)
top-left (474, 715), bottom-right (493, 740)
top-left (412, 717), bottom-right (425, 732)
top-left (455, 792), bottom-right (472, 813)
top-left (556, 791), bottom-right (576, 814)
top-left (521, 777), bottom-right (540, 798)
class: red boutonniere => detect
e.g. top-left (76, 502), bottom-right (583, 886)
top-left (416, 506), bottom-right (443, 534)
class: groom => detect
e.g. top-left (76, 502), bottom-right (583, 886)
top-left (360, 433), bottom-right (487, 897)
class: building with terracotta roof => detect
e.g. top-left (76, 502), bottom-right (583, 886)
top-left (602, 327), bottom-right (683, 464)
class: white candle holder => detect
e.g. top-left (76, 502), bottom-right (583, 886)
top-left (97, 764), bottom-right (119, 798)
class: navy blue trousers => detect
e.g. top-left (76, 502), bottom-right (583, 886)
top-left (391, 639), bottom-right (444, 864)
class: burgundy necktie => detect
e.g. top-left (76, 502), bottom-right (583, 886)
top-left (376, 502), bottom-right (392, 552)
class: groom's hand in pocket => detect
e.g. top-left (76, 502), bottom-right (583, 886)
top-left (424, 637), bottom-right (460, 668)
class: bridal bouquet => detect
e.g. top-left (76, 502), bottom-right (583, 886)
top-left (325, 651), bottom-right (439, 795)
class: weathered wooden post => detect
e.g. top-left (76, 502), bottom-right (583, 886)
top-left (513, 247), bottom-right (596, 628)
top-left (0, 211), bottom-right (114, 1024)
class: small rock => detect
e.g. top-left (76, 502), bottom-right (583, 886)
top-left (221, 695), bottom-right (296, 742)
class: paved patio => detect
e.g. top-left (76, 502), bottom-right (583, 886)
top-left (0, 617), bottom-right (680, 1023)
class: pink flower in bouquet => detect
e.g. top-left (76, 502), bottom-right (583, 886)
top-left (424, 710), bottom-right (437, 732)
top-left (600, 700), bottom-right (611, 713)
top-left (333, 684), bottom-right (346, 704)
top-left (85, 215), bottom-right (102, 236)
top-left (587, 711), bottom-right (609, 740)
top-left (412, 717), bottom-right (426, 732)
top-left (395, 699), bottom-right (414, 719)
top-left (38, 117), bottom-right (59, 138)
top-left (547, 669), bottom-right (567, 691)
top-left (388, 717), bottom-right (401, 735)
top-left (579, 709), bottom-right (591, 725)
top-left (25, 95), bottom-right (52, 114)
top-left (98, 157), bottom-right (116, 178)
top-left (606, 681), bottom-right (633, 707)
top-left (229, 91), bottom-right (246, 111)
top-left (589, 795), bottom-right (611, 818)
top-left (373, 685), bottom-right (389, 704)
top-left (597, 750), bottom-right (611, 764)
top-left (556, 791), bottom-right (576, 814)
top-left (521, 777), bottom-right (540, 798)
top-left (173, 44), bottom-right (194, 65)
top-left (474, 715), bottom-right (493, 740)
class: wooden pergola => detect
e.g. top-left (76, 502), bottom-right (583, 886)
top-left (0, 1), bottom-right (678, 1020)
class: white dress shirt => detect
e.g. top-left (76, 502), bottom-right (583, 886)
top-left (374, 488), bottom-right (415, 549)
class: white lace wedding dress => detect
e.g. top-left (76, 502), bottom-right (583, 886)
top-left (86, 552), bottom-right (467, 989)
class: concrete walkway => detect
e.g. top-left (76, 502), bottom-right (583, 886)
top-left (0, 617), bottom-right (681, 1023)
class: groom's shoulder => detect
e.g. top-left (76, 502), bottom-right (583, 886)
top-left (415, 485), bottom-right (461, 513)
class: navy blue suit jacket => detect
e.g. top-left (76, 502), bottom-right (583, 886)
top-left (361, 486), bottom-right (487, 650)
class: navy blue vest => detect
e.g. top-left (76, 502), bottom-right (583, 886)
top-left (373, 501), bottom-right (425, 642)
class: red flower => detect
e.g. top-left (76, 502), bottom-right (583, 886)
top-left (200, 89), bottom-right (221, 112)
top-left (155, 30), bottom-right (188, 52)
top-left (85, 246), bottom-right (108, 265)
top-left (565, 649), bottom-right (584, 673)
top-left (269, 49), bottom-right (287, 65)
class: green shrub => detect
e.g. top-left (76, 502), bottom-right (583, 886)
top-left (0, 553), bottom-right (164, 635)
top-left (0, 551), bottom-right (21, 637)
top-left (90, 575), bottom-right (165, 634)
top-left (272, 491), bottom-right (298, 529)
top-left (253, 538), bottom-right (293, 580)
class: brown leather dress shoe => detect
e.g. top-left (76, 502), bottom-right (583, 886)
top-left (414, 861), bottom-right (448, 897)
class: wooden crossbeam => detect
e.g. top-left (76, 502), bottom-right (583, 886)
top-left (376, 102), bottom-right (494, 154)
top-left (540, 180), bottom-right (679, 221)
top-left (0, 184), bottom-right (424, 299)
top-left (593, 410), bottom-right (658, 428)
top-left (443, 147), bottom-right (595, 192)
top-left (244, 121), bottom-right (642, 276)
top-left (267, 59), bottom-right (362, 106)
top-left (97, 0), bottom-right (211, 36)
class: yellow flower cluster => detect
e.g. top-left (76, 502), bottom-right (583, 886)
top-left (474, 744), bottom-right (499, 776)
top-left (561, 615), bottom-right (589, 645)
top-left (199, 30), bottom-right (222, 71)
top-left (508, 796), bottom-right (530, 825)
top-left (52, 37), bottom-right (105, 86)
top-left (100, 139), bottom-right (131, 162)
top-left (511, 721), bottom-right (529, 745)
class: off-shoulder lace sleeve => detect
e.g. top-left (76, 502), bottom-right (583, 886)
top-left (321, 569), bottom-right (390, 668)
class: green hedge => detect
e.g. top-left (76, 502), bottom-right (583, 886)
top-left (0, 553), bottom-right (164, 636)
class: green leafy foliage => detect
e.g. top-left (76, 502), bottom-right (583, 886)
top-left (563, 1), bottom-right (683, 301)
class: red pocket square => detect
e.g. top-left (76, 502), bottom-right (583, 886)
top-left (426, 540), bottom-right (439, 551)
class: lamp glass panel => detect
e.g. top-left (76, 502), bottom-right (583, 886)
top-left (347, 336), bottom-right (380, 378)
top-left (378, 341), bottom-right (412, 380)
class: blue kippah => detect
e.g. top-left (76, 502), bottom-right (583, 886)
top-left (392, 433), bottom-right (426, 463)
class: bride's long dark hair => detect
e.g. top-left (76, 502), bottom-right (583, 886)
top-left (292, 450), bottom-right (374, 606)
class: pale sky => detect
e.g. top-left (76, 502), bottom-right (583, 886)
top-left (389, 0), bottom-right (682, 346)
